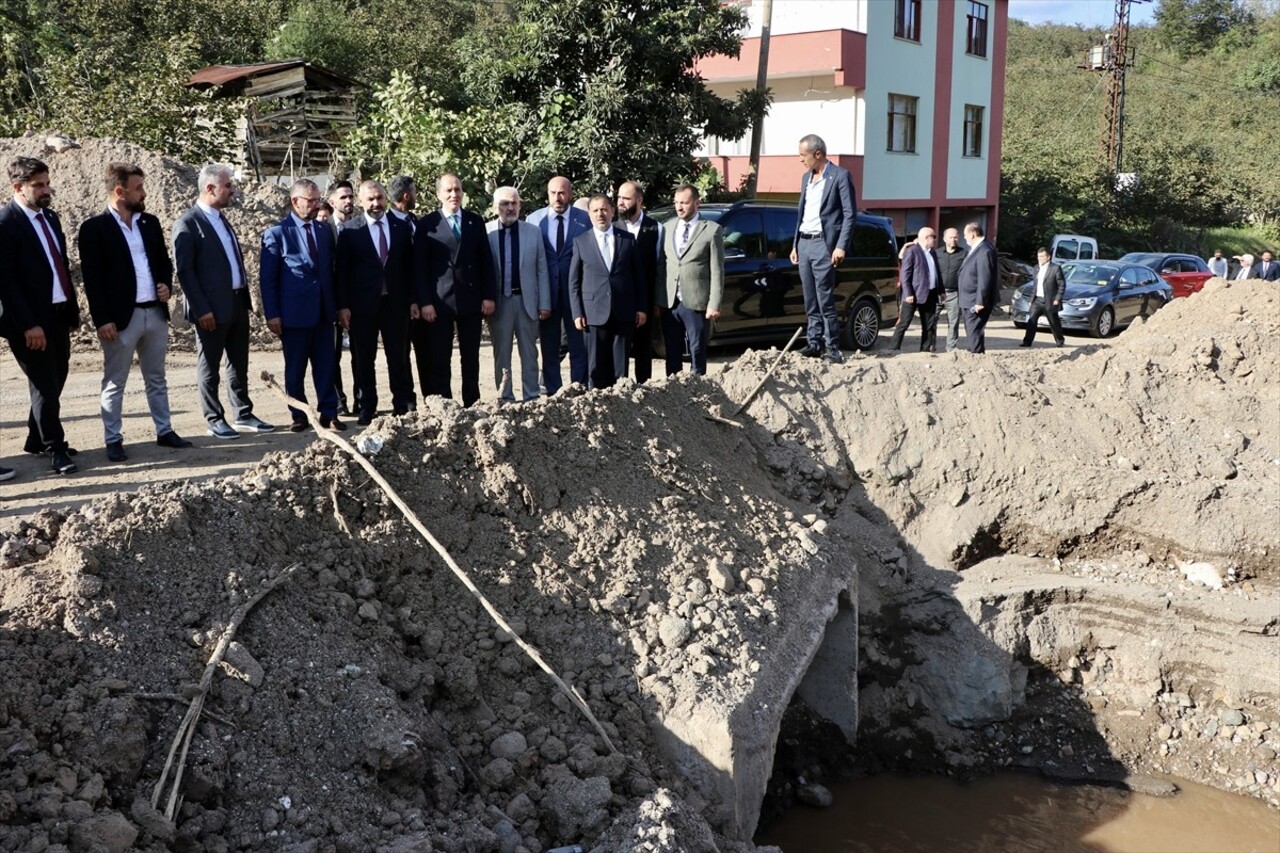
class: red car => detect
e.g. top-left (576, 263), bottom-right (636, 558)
top-left (1118, 252), bottom-right (1214, 299)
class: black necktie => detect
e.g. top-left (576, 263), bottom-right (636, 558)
top-left (303, 221), bottom-right (318, 261)
top-left (555, 214), bottom-right (565, 254)
top-left (504, 225), bottom-right (521, 296)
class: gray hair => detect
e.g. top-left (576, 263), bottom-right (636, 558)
top-left (197, 163), bottom-right (232, 191)
top-left (799, 134), bottom-right (827, 156)
top-left (492, 185), bottom-right (520, 204)
top-left (289, 178), bottom-right (319, 197)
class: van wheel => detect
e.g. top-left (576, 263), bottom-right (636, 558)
top-left (842, 297), bottom-right (881, 350)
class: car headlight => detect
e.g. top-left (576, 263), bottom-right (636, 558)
top-left (1066, 297), bottom-right (1096, 309)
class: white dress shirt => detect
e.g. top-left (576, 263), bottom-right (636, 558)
top-left (196, 202), bottom-right (243, 289)
top-left (799, 164), bottom-right (829, 235)
top-left (109, 207), bottom-right (157, 302)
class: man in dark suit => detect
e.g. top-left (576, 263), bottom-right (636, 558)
top-left (570, 194), bottom-right (647, 390)
top-left (173, 163), bottom-right (275, 439)
top-left (326, 180), bottom-right (358, 415)
top-left (0, 156), bottom-right (81, 474)
top-left (1255, 251), bottom-right (1279, 281)
top-left (615, 181), bottom-right (664, 382)
top-left (261, 178), bottom-right (344, 433)
top-left (335, 180), bottom-right (418, 425)
top-left (416, 172), bottom-right (495, 407)
top-left (889, 226), bottom-right (941, 353)
top-left (790, 133), bottom-right (857, 364)
top-left (486, 186), bottom-right (550, 402)
top-left (1020, 247), bottom-right (1066, 348)
top-left (79, 162), bottom-right (192, 462)
top-left (958, 222), bottom-right (1000, 354)
top-left (527, 176), bottom-right (592, 393)
top-left (659, 184), bottom-right (723, 376)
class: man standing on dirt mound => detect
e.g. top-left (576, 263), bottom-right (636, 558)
top-left (79, 162), bottom-right (193, 462)
top-left (260, 178), bottom-right (344, 434)
top-left (957, 222), bottom-right (1000, 354)
top-left (0, 156), bottom-right (82, 475)
top-left (173, 164), bottom-right (276, 440)
top-left (790, 133), bottom-right (857, 364)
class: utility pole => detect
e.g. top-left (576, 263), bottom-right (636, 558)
top-left (744, 0), bottom-right (773, 199)
top-left (1083, 0), bottom-right (1149, 176)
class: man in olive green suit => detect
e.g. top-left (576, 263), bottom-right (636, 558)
top-left (658, 184), bottom-right (723, 375)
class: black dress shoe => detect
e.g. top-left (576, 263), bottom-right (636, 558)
top-left (1018, 342), bottom-right (1032, 348)
top-left (156, 430), bottom-right (194, 448)
top-left (25, 438), bottom-right (77, 456)
top-left (289, 419), bottom-right (311, 433)
top-left (798, 344), bottom-right (823, 358)
top-left (51, 450), bottom-right (77, 475)
top-left (106, 440), bottom-right (127, 462)
top-left (319, 415), bottom-right (347, 432)
top-left (357, 413), bottom-right (373, 426)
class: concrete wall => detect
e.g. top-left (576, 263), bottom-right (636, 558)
top-left (862, 0), bottom-right (936, 202)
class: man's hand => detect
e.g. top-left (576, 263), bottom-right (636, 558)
top-left (409, 303), bottom-right (420, 320)
top-left (198, 312), bottom-right (216, 331)
top-left (538, 309), bottom-right (551, 320)
top-left (905, 295), bottom-right (915, 305)
top-left (789, 247), bottom-right (799, 264)
top-left (266, 318), bottom-right (283, 336)
top-left (422, 305), bottom-right (437, 323)
top-left (635, 311), bottom-right (647, 328)
top-left (574, 316), bottom-right (587, 331)
top-left (24, 327), bottom-right (46, 351)
top-left (337, 308), bottom-right (351, 330)
top-left (481, 299), bottom-right (496, 317)
top-left (706, 308), bottom-right (720, 321)
top-left (156, 283), bottom-right (171, 302)
top-left (831, 247), bottom-right (846, 266)
top-left (97, 323), bottom-right (118, 343)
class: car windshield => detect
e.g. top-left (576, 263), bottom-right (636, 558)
top-left (1062, 263), bottom-right (1116, 287)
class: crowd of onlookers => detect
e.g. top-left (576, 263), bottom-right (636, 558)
top-left (1206, 249), bottom-right (1280, 281)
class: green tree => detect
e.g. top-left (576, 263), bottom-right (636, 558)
top-left (1154, 0), bottom-right (1252, 58)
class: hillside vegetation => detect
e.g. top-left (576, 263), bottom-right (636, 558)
top-left (1000, 0), bottom-right (1280, 259)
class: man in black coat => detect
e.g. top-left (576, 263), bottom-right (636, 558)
top-left (79, 162), bottom-right (192, 462)
top-left (957, 222), bottom-right (1000, 354)
top-left (1020, 247), bottom-right (1066, 348)
top-left (0, 156), bottom-right (81, 474)
top-left (615, 181), bottom-right (664, 382)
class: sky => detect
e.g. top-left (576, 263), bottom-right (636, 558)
top-left (1008, 0), bottom-right (1159, 28)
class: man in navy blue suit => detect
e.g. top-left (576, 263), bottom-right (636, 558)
top-left (527, 175), bottom-right (591, 393)
top-left (261, 178), bottom-right (343, 432)
top-left (790, 133), bottom-right (857, 364)
top-left (569, 194), bottom-right (647, 390)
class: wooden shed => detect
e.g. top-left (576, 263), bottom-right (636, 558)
top-left (188, 59), bottom-right (360, 180)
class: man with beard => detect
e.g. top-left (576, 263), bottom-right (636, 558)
top-left (615, 180), bottom-right (664, 382)
top-left (78, 162), bottom-right (192, 462)
top-left (327, 180), bottom-right (358, 415)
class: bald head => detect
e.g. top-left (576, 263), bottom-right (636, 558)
top-left (547, 176), bottom-right (573, 214)
top-left (917, 227), bottom-right (936, 249)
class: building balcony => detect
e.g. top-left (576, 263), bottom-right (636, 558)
top-left (697, 29), bottom-right (867, 89)
top-left (703, 154), bottom-right (864, 198)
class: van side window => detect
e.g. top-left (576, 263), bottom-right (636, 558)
top-left (720, 212), bottom-right (765, 260)
top-left (1080, 243), bottom-right (1094, 259)
top-left (852, 222), bottom-right (895, 260)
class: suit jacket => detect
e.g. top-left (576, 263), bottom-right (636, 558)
top-left (1254, 260), bottom-right (1280, 281)
top-left (1032, 262), bottom-right (1066, 305)
top-left (0, 199), bottom-right (80, 337)
top-left (527, 205), bottom-right (592, 307)
top-left (486, 220), bottom-right (551, 321)
top-left (1233, 263), bottom-right (1258, 280)
top-left (662, 217), bottom-right (725, 313)
top-left (900, 243), bottom-right (941, 304)
top-left (172, 205), bottom-right (248, 325)
top-left (416, 208), bottom-right (496, 314)
top-left (335, 212), bottom-right (415, 317)
top-left (627, 213), bottom-right (665, 311)
top-left (792, 161), bottom-right (858, 254)
top-left (569, 228), bottom-right (645, 326)
top-left (958, 239), bottom-right (1000, 313)
top-left (78, 209), bottom-right (173, 331)
top-left (260, 215), bottom-right (335, 329)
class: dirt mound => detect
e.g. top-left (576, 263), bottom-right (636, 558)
top-left (0, 133), bottom-right (289, 350)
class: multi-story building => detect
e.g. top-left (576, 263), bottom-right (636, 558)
top-left (697, 0), bottom-right (1008, 238)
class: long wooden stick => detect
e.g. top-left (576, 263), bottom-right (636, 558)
top-left (260, 372), bottom-right (618, 754)
top-left (152, 562), bottom-right (302, 818)
top-left (732, 325), bottom-right (805, 416)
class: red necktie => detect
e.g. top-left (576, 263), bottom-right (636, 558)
top-left (303, 221), bottom-right (318, 260)
top-left (35, 212), bottom-right (73, 302)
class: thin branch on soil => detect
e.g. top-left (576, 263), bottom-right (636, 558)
top-left (135, 694), bottom-right (236, 727)
top-left (151, 561), bottom-right (303, 819)
top-left (730, 325), bottom-right (805, 416)
top-left (330, 480), bottom-right (352, 536)
top-left (261, 371), bottom-right (620, 755)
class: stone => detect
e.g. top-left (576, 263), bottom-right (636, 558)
top-left (69, 811), bottom-right (138, 853)
top-left (707, 561), bottom-right (735, 593)
top-left (131, 797), bottom-right (176, 842)
top-left (796, 783), bottom-right (832, 808)
top-left (75, 773), bottom-right (104, 804)
top-left (1219, 708), bottom-right (1245, 727)
top-left (480, 758), bottom-right (515, 788)
top-left (220, 641), bottom-right (265, 687)
top-left (542, 774), bottom-right (612, 839)
top-left (490, 732), bottom-right (528, 761)
top-left (658, 615), bottom-right (692, 649)
top-left (1178, 561), bottom-right (1223, 590)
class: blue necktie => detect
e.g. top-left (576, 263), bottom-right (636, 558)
top-left (450, 214), bottom-right (460, 239)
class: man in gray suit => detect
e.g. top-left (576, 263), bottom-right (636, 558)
top-left (659, 184), bottom-right (723, 376)
top-left (957, 221), bottom-right (1000, 354)
top-left (790, 132), bottom-right (857, 364)
top-left (486, 186), bottom-right (550, 402)
top-left (172, 163), bottom-right (274, 439)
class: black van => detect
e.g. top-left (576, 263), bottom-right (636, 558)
top-left (650, 200), bottom-right (899, 351)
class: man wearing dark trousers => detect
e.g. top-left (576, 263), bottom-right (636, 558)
top-left (79, 162), bottom-right (192, 462)
top-left (615, 181), bottom-right (664, 382)
top-left (173, 163), bottom-right (275, 439)
top-left (1020, 247), bottom-right (1065, 348)
top-left (335, 180), bottom-right (417, 425)
top-left (261, 179), bottom-right (344, 432)
top-left (527, 176), bottom-right (591, 393)
top-left (659, 184), bottom-right (723, 376)
top-left (937, 227), bottom-right (966, 351)
top-left (326, 179), bottom-right (357, 415)
top-left (958, 222), bottom-right (1000, 354)
top-left (570, 194), bottom-right (647, 390)
top-left (790, 133), bottom-right (857, 364)
top-left (0, 156), bottom-right (81, 474)
top-left (889, 226), bottom-right (941, 353)
top-left (416, 173), bottom-right (495, 407)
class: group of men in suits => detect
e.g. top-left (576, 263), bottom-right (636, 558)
top-left (1227, 250), bottom-right (1280, 281)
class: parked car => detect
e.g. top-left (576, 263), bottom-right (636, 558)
top-left (1118, 252), bottom-right (1214, 299)
top-left (648, 200), bottom-right (900, 351)
top-left (1010, 260), bottom-right (1173, 338)
top-left (1050, 234), bottom-right (1099, 263)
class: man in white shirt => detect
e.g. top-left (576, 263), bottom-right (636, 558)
top-left (1020, 247), bottom-right (1065, 347)
top-left (1206, 249), bottom-right (1229, 280)
top-left (889, 226), bottom-right (941, 352)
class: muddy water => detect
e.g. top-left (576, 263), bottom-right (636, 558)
top-left (756, 772), bottom-right (1280, 852)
